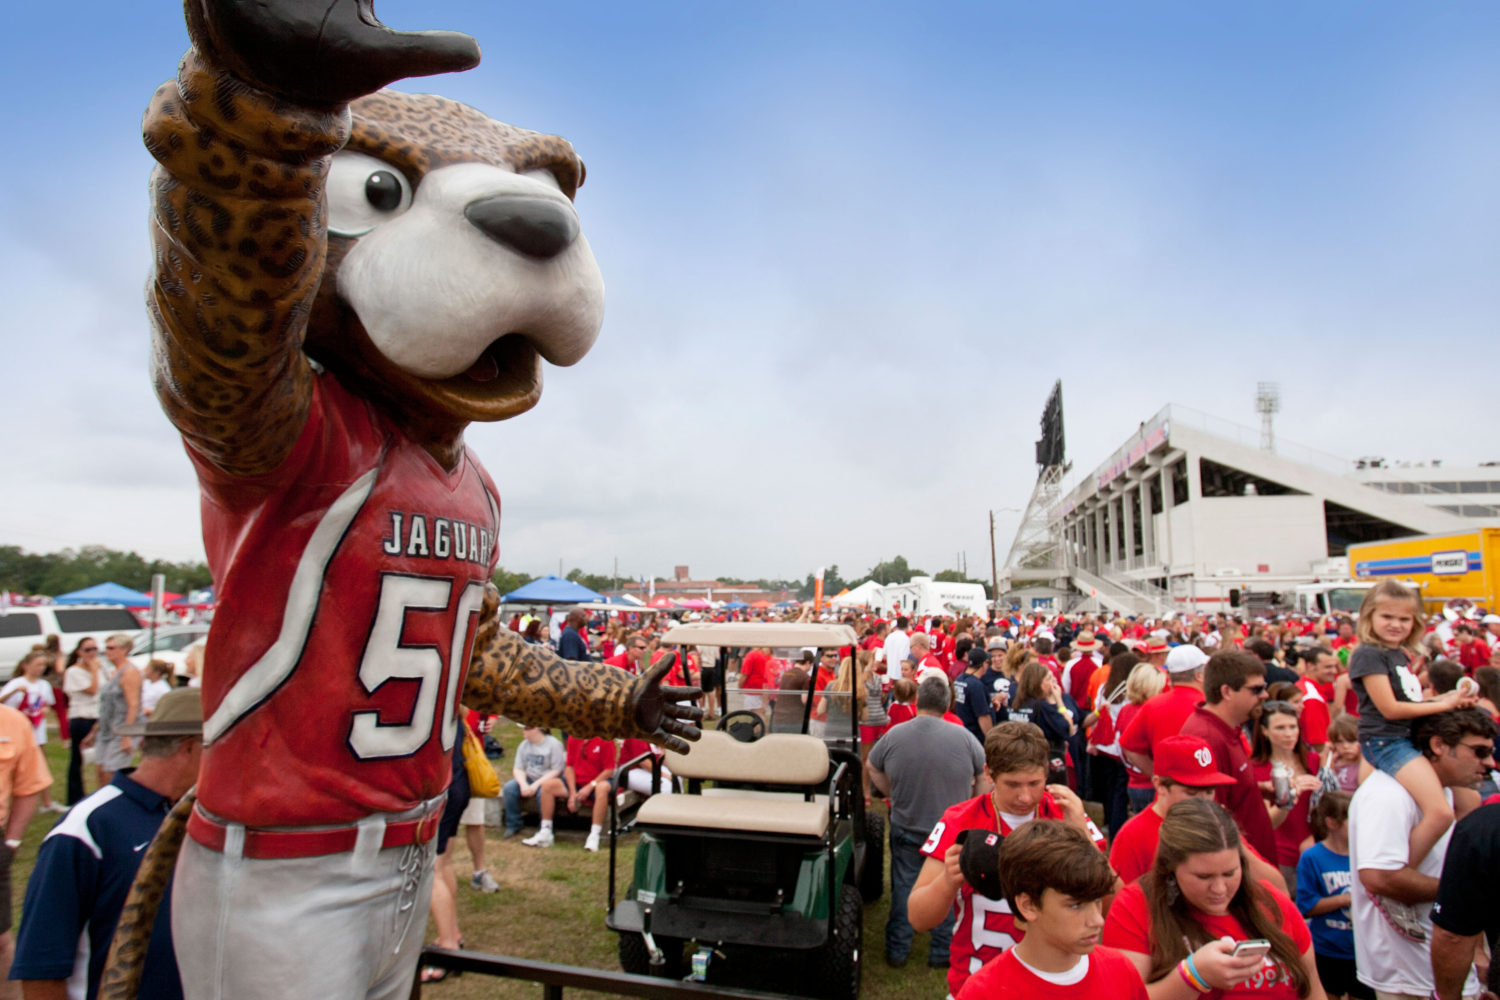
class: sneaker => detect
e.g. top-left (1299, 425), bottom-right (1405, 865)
top-left (521, 829), bottom-right (554, 849)
top-left (501, 827), bottom-right (521, 840)
top-left (583, 832), bottom-right (600, 852)
top-left (470, 870), bottom-right (501, 893)
top-left (1370, 893), bottom-right (1428, 943)
top-left (42, 803), bottom-right (67, 814)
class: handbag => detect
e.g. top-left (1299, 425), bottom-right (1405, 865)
top-left (461, 722), bottom-right (500, 798)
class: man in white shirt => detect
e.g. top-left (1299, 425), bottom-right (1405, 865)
top-left (882, 617), bottom-right (910, 687)
top-left (1349, 708), bottom-right (1496, 1000)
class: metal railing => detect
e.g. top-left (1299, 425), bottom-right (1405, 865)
top-left (409, 948), bottom-right (802, 1000)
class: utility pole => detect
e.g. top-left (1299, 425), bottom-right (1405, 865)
top-left (989, 510), bottom-right (999, 615)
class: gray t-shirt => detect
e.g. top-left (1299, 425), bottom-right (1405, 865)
top-left (1348, 644), bottom-right (1423, 742)
top-left (514, 734), bottom-right (565, 783)
top-left (867, 715), bottom-right (985, 833)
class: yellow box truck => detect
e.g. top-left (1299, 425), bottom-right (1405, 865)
top-left (1348, 528), bottom-right (1500, 612)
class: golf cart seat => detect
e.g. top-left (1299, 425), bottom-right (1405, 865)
top-left (634, 730), bottom-right (831, 837)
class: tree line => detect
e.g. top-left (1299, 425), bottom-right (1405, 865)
top-left (3, 545), bottom-right (987, 605)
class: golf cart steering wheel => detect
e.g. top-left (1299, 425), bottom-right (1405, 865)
top-left (717, 710), bottom-right (766, 743)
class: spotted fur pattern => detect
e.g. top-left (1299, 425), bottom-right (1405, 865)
top-left (463, 584), bottom-right (642, 735)
top-left (143, 53), bottom-right (584, 477)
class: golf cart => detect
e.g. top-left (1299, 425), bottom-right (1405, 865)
top-left (606, 622), bottom-right (882, 1000)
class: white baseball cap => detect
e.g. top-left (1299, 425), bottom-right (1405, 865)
top-left (1165, 645), bottom-right (1210, 676)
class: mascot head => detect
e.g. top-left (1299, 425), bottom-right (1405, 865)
top-left (307, 90), bottom-right (604, 433)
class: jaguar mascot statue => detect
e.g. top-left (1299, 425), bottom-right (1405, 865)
top-left (99, 2), bottom-right (700, 997)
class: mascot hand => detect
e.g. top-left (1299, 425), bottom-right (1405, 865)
top-left (629, 653), bottom-right (704, 754)
top-left (185, 0), bottom-right (481, 106)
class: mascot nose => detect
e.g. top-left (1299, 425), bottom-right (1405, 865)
top-left (464, 195), bottom-right (580, 259)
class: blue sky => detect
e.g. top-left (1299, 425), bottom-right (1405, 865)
top-left (2, 2), bottom-right (1497, 583)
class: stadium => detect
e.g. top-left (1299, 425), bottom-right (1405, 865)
top-left (1000, 384), bottom-right (1499, 616)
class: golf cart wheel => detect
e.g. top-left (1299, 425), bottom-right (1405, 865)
top-left (859, 811), bottom-right (885, 903)
top-left (619, 931), bottom-right (686, 978)
top-left (812, 883), bottom-right (862, 1000)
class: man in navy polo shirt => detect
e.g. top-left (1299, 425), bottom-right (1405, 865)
top-left (11, 688), bottom-right (204, 1000)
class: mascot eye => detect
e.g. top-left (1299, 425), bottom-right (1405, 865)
top-left (327, 150), bottom-right (414, 237)
top-left (365, 171), bottom-right (404, 211)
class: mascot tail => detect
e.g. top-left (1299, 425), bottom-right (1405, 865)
top-left (97, 787), bottom-right (196, 1000)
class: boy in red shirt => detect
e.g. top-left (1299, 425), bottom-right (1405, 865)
top-left (908, 722), bottom-right (1108, 998)
top-left (957, 820), bottom-right (1147, 1000)
top-left (525, 736), bottom-right (617, 852)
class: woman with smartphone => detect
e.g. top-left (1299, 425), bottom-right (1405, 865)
top-left (1103, 798), bottom-right (1327, 1000)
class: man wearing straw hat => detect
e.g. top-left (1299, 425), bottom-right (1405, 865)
top-left (11, 689), bottom-right (203, 1000)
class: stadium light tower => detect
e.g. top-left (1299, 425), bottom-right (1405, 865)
top-left (1256, 382), bottom-right (1280, 452)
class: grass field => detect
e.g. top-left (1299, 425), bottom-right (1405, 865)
top-left (16, 725), bottom-right (948, 1000)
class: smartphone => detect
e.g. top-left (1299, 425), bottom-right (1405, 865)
top-left (1231, 939), bottom-right (1272, 960)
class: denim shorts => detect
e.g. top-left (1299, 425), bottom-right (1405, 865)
top-left (1361, 735), bottom-right (1422, 778)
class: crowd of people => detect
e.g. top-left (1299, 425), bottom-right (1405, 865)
top-left (1, 581), bottom-right (1498, 999)
top-left (492, 586), bottom-right (1499, 1000)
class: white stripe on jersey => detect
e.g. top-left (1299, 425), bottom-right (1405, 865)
top-left (204, 468), bottom-right (379, 744)
top-left (44, 785), bottom-right (124, 859)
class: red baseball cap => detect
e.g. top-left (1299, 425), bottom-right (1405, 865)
top-left (1153, 735), bottom-right (1236, 787)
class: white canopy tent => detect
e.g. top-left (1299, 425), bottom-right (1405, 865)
top-left (829, 580), bottom-right (884, 608)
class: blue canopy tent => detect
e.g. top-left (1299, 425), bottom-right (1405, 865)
top-left (723, 599), bottom-right (750, 610)
top-left (52, 582), bottom-right (154, 607)
top-left (500, 575), bottom-right (604, 605)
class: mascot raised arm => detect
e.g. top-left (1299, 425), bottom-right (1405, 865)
top-left (102, 2), bottom-right (701, 997)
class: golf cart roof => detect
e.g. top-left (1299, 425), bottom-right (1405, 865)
top-left (659, 622), bottom-right (859, 648)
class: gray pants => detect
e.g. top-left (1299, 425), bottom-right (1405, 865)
top-left (173, 806), bottom-right (439, 1000)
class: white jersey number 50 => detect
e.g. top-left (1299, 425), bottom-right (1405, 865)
top-left (349, 575), bottom-right (485, 759)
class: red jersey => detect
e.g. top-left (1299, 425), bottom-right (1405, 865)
top-left (1295, 678), bottom-right (1332, 746)
top-left (1118, 686), bottom-right (1203, 762)
top-left (566, 736), bottom-right (618, 787)
top-left (194, 376), bottom-right (499, 827)
top-left (922, 792), bottom-right (1107, 998)
top-left (1103, 880), bottom-right (1310, 1000)
top-left (1456, 640), bottom-right (1491, 673)
top-left (956, 945), bottom-right (1147, 1000)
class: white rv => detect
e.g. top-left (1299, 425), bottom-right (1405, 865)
top-left (876, 577), bottom-right (990, 621)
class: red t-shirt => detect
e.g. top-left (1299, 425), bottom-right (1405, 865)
top-left (1103, 880), bottom-right (1311, 1000)
top-left (565, 736), bottom-right (617, 787)
top-left (1249, 753), bottom-right (1319, 867)
top-left (887, 702), bottom-right (917, 727)
top-left (1295, 678), bottom-right (1332, 747)
top-left (1109, 805), bottom-right (1166, 885)
top-left (1179, 707), bottom-right (1278, 863)
top-left (739, 648), bottom-right (768, 691)
top-left (1119, 686), bottom-right (1203, 762)
top-left (1115, 702), bottom-right (1150, 789)
top-left (603, 651), bottom-right (637, 676)
top-left (1107, 805), bottom-right (1277, 886)
top-left (956, 945), bottom-right (1148, 1000)
top-left (922, 792), bottom-right (1108, 998)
